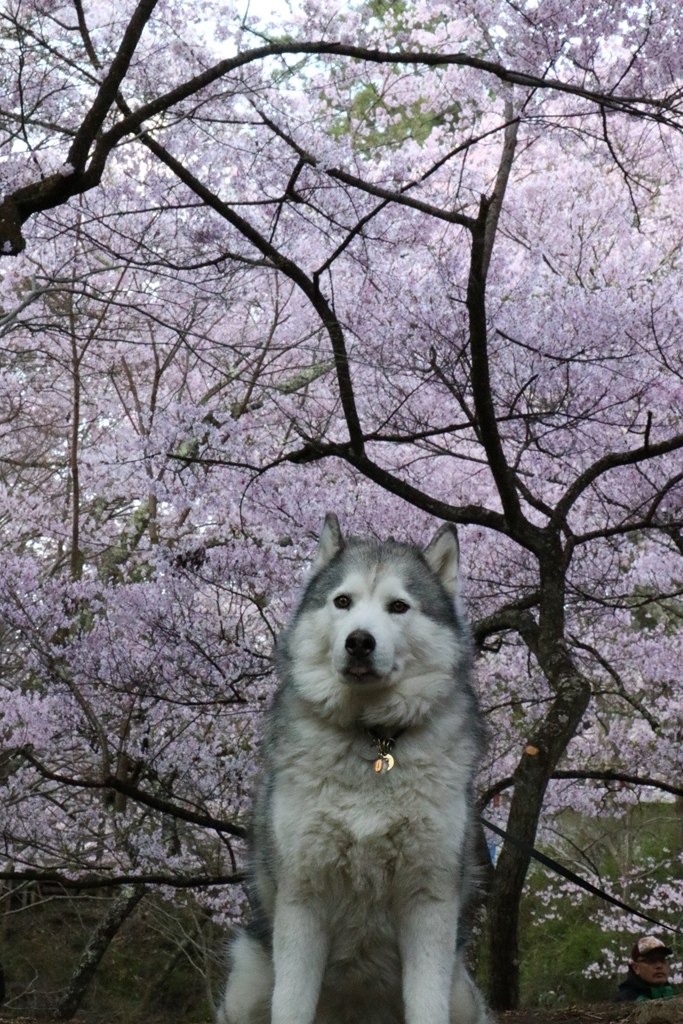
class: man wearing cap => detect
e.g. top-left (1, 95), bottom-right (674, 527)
top-left (615, 936), bottom-right (676, 1002)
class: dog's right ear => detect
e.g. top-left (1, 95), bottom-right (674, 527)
top-left (311, 513), bottom-right (344, 572)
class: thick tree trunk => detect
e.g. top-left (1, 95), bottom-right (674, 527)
top-left (52, 885), bottom-right (146, 1020)
top-left (486, 620), bottom-right (591, 1010)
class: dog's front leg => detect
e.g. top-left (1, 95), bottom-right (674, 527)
top-left (399, 896), bottom-right (458, 1024)
top-left (271, 893), bottom-right (328, 1024)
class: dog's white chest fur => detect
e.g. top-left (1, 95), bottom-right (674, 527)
top-left (277, 768), bottom-right (456, 883)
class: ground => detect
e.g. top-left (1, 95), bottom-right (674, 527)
top-left (500, 1005), bottom-right (632, 1024)
top-left (0, 1005), bottom-right (640, 1024)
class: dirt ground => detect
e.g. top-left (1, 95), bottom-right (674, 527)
top-left (0, 1016), bottom-right (188, 1024)
top-left (0, 1005), bottom-right (639, 1024)
top-left (10, 998), bottom-right (683, 1024)
top-left (499, 1004), bottom-right (633, 1024)
top-left (0, 1011), bottom-right (636, 1024)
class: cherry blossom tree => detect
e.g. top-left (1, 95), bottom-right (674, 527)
top-left (1, 0), bottom-right (683, 1012)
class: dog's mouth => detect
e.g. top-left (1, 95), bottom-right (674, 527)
top-left (344, 661), bottom-right (382, 682)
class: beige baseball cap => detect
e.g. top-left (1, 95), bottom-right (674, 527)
top-left (631, 936), bottom-right (673, 960)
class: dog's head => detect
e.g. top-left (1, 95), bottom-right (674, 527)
top-left (279, 514), bottom-right (470, 723)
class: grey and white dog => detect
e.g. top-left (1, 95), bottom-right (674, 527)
top-left (218, 514), bottom-right (491, 1024)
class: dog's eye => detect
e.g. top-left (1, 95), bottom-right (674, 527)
top-left (333, 594), bottom-right (351, 609)
top-left (389, 600), bottom-right (410, 614)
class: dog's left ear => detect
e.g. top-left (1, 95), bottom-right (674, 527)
top-left (423, 523), bottom-right (460, 595)
top-left (311, 513), bottom-right (344, 572)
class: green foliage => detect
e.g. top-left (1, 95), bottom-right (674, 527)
top-left (629, 585), bottom-right (683, 635)
top-left (516, 802), bottom-right (683, 1007)
top-left (364, 0), bottom-right (444, 36)
top-left (366, 0), bottom-right (409, 16)
top-left (328, 78), bottom-right (460, 155)
top-left (319, 0), bottom-right (461, 156)
top-left (97, 500), bottom-right (154, 583)
top-left (519, 883), bottom-right (618, 1006)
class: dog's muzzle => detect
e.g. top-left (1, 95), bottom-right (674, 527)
top-left (344, 629), bottom-right (378, 679)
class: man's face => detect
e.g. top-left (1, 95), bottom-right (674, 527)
top-left (632, 953), bottom-right (670, 986)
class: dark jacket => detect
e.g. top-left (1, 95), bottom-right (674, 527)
top-left (616, 967), bottom-right (675, 1003)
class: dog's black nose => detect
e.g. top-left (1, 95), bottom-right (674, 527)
top-left (345, 630), bottom-right (376, 657)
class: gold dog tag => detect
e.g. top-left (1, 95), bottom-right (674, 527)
top-left (373, 748), bottom-right (395, 772)
top-left (369, 735), bottom-right (396, 773)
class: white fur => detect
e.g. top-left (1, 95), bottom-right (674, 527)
top-left (288, 563), bottom-right (464, 728)
top-left (219, 934), bottom-right (272, 1024)
top-left (219, 521), bottom-right (491, 1024)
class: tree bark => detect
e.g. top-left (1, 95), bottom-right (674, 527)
top-left (486, 671), bottom-right (591, 1008)
top-left (486, 553), bottom-right (592, 1009)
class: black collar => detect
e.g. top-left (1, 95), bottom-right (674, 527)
top-left (367, 726), bottom-right (407, 743)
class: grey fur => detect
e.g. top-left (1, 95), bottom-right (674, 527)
top-left (218, 517), bottom-right (491, 1024)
